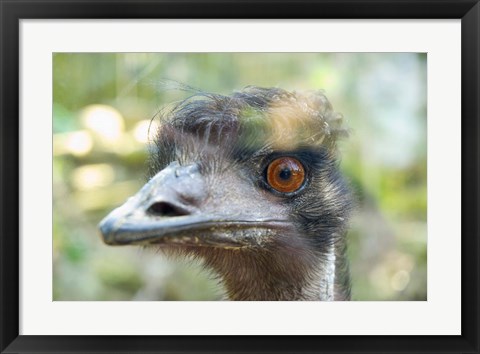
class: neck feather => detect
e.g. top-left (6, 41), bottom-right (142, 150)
top-left (192, 239), bottom-right (350, 301)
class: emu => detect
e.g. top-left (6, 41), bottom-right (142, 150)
top-left (99, 87), bottom-right (353, 301)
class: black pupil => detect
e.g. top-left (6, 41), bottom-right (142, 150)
top-left (278, 168), bottom-right (292, 180)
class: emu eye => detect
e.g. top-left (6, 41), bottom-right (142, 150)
top-left (266, 157), bottom-right (305, 193)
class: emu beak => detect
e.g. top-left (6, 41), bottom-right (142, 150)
top-left (99, 162), bottom-right (287, 248)
top-left (99, 162), bottom-right (220, 246)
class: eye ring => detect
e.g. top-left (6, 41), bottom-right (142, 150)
top-left (266, 157), bottom-right (305, 193)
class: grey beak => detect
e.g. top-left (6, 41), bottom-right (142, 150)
top-left (99, 162), bottom-right (291, 248)
top-left (98, 162), bottom-right (210, 246)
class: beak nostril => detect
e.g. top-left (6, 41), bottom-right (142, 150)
top-left (147, 201), bottom-right (189, 217)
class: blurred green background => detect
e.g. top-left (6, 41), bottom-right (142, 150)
top-left (53, 53), bottom-right (427, 301)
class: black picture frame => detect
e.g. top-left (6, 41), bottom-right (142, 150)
top-left (1, 1), bottom-right (479, 353)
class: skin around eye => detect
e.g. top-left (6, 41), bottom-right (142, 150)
top-left (266, 157), bottom-right (305, 193)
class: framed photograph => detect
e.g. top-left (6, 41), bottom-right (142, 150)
top-left (1, 0), bottom-right (479, 353)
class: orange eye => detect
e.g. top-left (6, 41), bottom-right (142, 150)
top-left (266, 157), bottom-right (305, 193)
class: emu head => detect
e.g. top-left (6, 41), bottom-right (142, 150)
top-left (99, 87), bottom-right (353, 300)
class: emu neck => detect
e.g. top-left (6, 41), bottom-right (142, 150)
top-left (222, 257), bottom-right (336, 301)
top-left (196, 242), bottom-right (349, 301)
